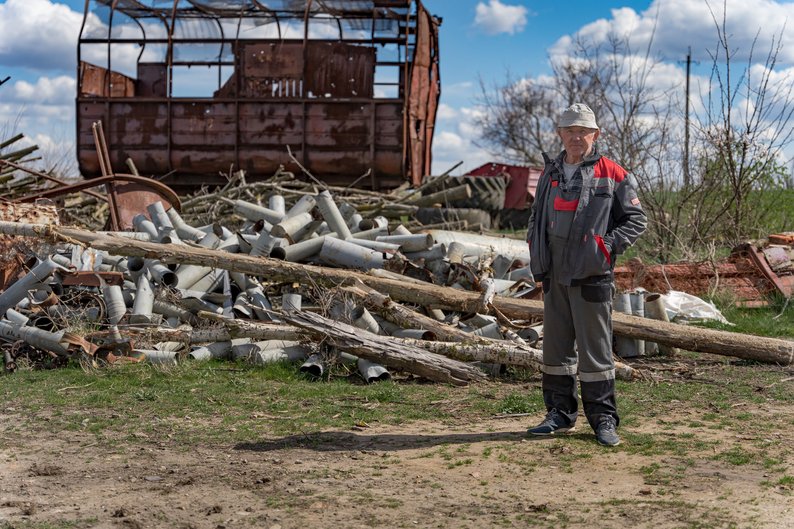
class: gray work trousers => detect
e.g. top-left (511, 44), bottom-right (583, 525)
top-left (541, 237), bottom-right (618, 430)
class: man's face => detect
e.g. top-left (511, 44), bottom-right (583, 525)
top-left (558, 126), bottom-right (600, 162)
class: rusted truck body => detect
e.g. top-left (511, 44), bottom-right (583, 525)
top-left (77, 0), bottom-right (440, 190)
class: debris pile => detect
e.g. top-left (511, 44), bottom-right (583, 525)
top-left (0, 185), bottom-right (554, 385)
top-left (615, 237), bottom-right (794, 307)
top-left (2, 178), bottom-right (794, 382)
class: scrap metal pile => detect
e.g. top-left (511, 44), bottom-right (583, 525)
top-left (0, 179), bottom-right (555, 385)
top-left (2, 169), bottom-right (794, 382)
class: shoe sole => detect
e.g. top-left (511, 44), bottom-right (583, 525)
top-left (527, 426), bottom-right (575, 436)
top-left (596, 438), bottom-right (621, 446)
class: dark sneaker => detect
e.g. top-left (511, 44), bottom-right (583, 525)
top-left (595, 416), bottom-right (620, 446)
top-left (527, 409), bottom-right (574, 436)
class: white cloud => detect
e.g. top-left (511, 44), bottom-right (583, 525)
top-left (474, 0), bottom-right (528, 36)
top-left (5, 76), bottom-right (75, 106)
top-left (0, 0), bottom-right (84, 72)
top-left (436, 103), bottom-right (458, 120)
top-left (549, 0), bottom-right (794, 66)
top-left (432, 107), bottom-right (493, 175)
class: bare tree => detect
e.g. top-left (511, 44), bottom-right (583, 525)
top-left (692, 0), bottom-right (794, 244)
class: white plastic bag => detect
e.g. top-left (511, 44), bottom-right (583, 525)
top-left (660, 290), bottom-right (732, 325)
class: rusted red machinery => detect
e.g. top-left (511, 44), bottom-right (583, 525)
top-left (76, 0), bottom-right (441, 191)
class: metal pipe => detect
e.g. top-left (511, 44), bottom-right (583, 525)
top-left (268, 195), bottom-right (286, 216)
top-left (404, 243), bottom-right (447, 262)
top-left (316, 190), bottom-right (352, 240)
top-left (272, 233), bottom-right (332, 261)
top-left (132, 214), bottom-right (159, 240)
top-left (358, 216), bottom-right (388, 231)
top-left (166, 207), bottom-right (205, 242)
top-left (446, 241), bottom-right (466, 264)
top-left (174, 233), bottom-right (221, 289)
top-left (146, 201), bottom-right (179, 242)
top-left (282, 292), bottom-right (301, 312)
top-left (391, 224), bottom-right (412, 236)
top-left (472, 322), bottom-right (504, 340)
top-left (613, 293), bottom-right (639, 358)
top-left (236, 340), bottom-right (308, 364)
top-left (283, 194), bottom-right (316, 220)
top-left (270, 211), bottom-right (314, 242)
top-left (347, 213), bottom-right (364, 233)
top-left (427, 230), bottom-right (531, 263)
top-left (630, 291), bottom-right (646, 356)
top-left (300, 353), bottom-right (325, 377)
top-left (129, 276), bottom-right (155, 325)
top-left (357, 358), bottom-right (391, 383)
top-left (152, 299), bottom-right (196, 325)
top-left (0, 322), bottom-right (68, 356)
top-left (319, 237), bottom-right (385, 270)
top-left (346, 238), bottom-right (400, 253)
top-left (393, 328), bottom-right (437, 341)
top-left (0, 257), bottom-right (67, 316)
top-left (351, 306), bottom-right (382, 334)
top-left (146, 260), bottom-right (178, 287)
top-left (187, 339), bottom-right (234, 361)
top-left (376, 233), bottom-right (434, 252)
top-left (188, 268), bottom-right (223, 294)
top-left (644, 293), bottom-right (679, 356)
top-left (50, 253), bottom-right (74, 269)
top-left (232, 199), bottom-right (284, 225)
top-left (246, 285), bottom-right (273, 320)
top-left (138, 349), bottom-right (180, 365)
top-left (4, 309), bottom-right (29, 326)
top-left (102, 284), bottom-right (126, 325)
top-left (250, 231), bottom-right (283, 257)
top-left (232, 292), bottom-right (252, 318)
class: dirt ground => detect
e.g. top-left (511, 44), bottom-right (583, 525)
top-left (1, 403), bottom-right (792, 529)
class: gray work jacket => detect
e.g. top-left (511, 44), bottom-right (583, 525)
top-left (526, 149), bottom-right (647, 285)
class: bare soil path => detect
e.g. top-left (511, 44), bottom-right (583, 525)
top-left (2, 405), bottom-right (792, 529)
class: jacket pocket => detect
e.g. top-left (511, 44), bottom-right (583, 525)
top-left (594, 235), bottom-right (611, 265)
top-left (571, 233), bottom-right (612, 279)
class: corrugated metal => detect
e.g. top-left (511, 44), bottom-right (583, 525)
top-left (467, 162), bottom-right (543, 209)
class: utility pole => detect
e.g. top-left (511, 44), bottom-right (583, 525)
top-left (684, 47), bottom-right (692, 188)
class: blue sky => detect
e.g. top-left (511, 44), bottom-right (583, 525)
top-left (2, 0), bottom-right (794, 177)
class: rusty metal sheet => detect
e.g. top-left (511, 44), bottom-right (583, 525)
top-left (614, 255), bottom-right (778, 304)
top-left (79, 62), bottom-right (135, 98)
top-left (60, 271), bottom-right (124, 287)
top-left (306, 42), bottom-right (375, 98)
top-left (136, 63), bottom-right (167, 97)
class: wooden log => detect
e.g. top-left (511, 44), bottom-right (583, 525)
top-left (1, 221), bottom-right (792, 365)
top-left (279, 310), bottom-right (486, 385)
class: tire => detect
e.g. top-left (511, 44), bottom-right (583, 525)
top-left (415, 207), bottom-right (492, 230)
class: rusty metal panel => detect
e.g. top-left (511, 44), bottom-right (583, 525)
top-left (306, 42), bottom-right (375, 98)
top-left (407, 4), bottom-right (440, 185)
top-left (77, 0), bottom-right (440, 190)
top-left (79, 61), bottom-right (135, 98)
top-left (136, 63), bottom-right (167, 97)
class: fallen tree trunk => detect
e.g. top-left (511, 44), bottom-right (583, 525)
top-left (279, 310), bottom-right (486, 385)
top-left (2, 222), bottom-right (791, 365)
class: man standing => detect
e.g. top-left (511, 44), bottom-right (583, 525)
top-left (526, 103), bottom-right (646, 446)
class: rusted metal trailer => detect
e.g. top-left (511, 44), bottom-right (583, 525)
top-left (76, 0), bottom-right (440, 191)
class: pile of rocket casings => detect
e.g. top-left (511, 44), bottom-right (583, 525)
top-left (0, 188), bottom-right (537, 382)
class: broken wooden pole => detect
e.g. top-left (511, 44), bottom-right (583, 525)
top-left (1, 221), bottom-right (791, 366)
top-left (278, 310), bottom-right (486, 385)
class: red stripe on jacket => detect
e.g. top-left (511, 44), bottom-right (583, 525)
top-left (594, 157), bottom-right (627, 183)
top-left (554, 196), bottom-right (579, 211)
